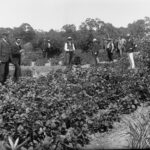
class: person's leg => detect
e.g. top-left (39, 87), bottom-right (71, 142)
top-left (96, 56), bottom-right (100, 64)
top-left (107, 49), bottom-right (111, 61)
top-left (4, 61), bottom-right (9, 81)
top-left (129, 52), bottom-right (135, 69)
top-left (120, 47), bottom-right (123, 57)
top-left (93, 55), bottom-right (97, 66)
top-left (69, 52), bottom-right (73, 65)
top-left (110, 52), bottom-right (113, 61)
top-left (0, 63), bottom-right (6, 84)
top-left (107, 49), bottom-right (113, 61)
top-left (65, 52), bottom-right (69, 66)
top-left (13, 63), bottom-right (21, 82)
top-left (128, 53), bottom-right (132, 69)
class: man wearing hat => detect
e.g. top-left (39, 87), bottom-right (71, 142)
top-left (47, 39), bottom-right (51, 58)
top-left (11, 37), bottom-right (24, 82)
top-left (91, 38), bottom-right (100, 66)
top-left (42, 39), bottom-right (51, 59)
top-left (0, 32), bottom-right (12, 84)
top-left (125, 34), bottom-right (137, 69)
top-left (64, 37), bottom-right (75, 66)
top-left (106, 38), bottom-right (114, 62)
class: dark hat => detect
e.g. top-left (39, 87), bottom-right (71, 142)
top-left (15, 36), bottom-right (22, 40)
top-left (107, 38), bottom-right (112, 41)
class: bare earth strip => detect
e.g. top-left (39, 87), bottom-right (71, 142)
top-left (82, 104), bottom-right (150, 149)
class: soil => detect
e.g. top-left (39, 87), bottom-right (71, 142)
top-left (82, 104), bottom-right (150, 149)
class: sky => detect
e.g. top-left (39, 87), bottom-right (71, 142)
top-left (0, 0), bottom-right (150, 31)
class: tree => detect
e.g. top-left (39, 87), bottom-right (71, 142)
top-left (127, 19), bottom-right (145, 38)
top-left (13, 23), bottom-right (36, 43)
top-left (62, 24), bottom-right (76, 33)
top-left (79, 18), bottom-right (104, 31)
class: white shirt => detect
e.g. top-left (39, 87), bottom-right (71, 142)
top-left (2, 38), bottom-right (9, 44)
top-left (64, 42), bottom-right (75, 51)
top-left (48, 43), bottom-right (51, 48)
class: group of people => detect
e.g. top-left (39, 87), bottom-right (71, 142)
top-left (0, 32), bottom-right (24, 85)
top-left (0, 31), bottom-right (137, 85)
top-left (64, 34), bottom-right (137, 69)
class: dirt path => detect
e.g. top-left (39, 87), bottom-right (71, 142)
top-left (82, 104), bottom-right (150, 149)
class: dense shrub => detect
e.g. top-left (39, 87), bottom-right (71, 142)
top-left (1, 39), bottom-right (150, 149)
top-left (1, 49), bottom-right (150, 150)
top-left (35, 58), bottom-right (48, 66)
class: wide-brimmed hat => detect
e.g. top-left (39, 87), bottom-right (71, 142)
top-left (67, 36), bottom-right (72, 40)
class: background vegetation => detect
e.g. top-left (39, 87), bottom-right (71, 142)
top-left (1, 17), bottom-right (150, 66)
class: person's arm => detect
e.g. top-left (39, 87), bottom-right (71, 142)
top-left (72, 43), bottom-right (75, 51)
top-left (0, 41), bottom-right (2, 63)
top-left (111, 43), bottom-right (114, 52)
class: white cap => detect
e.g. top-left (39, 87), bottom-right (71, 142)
top-left (93, 38), bottom-right (97, 42)
top-left (127, 33), bottom-right (130, 37)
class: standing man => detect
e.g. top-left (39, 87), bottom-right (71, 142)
top-left (125, 34), bottom-right (137, 69)
top-left (64, 37), bottom-right (75, 66)
top-left (11, 37), bottom-right (24, 82)
top-left (106, 38), bottom-right (114, 62)
top-left (42, 38), bottom-right (47, 58)
top-left (118, 36), bottom-right (126, 58)
top-left (0, 32), bottom-right (12, 85)
top-left (91, 38), bottom-right (100, 66)
top-left (47, 39), bottom-right (51, 59)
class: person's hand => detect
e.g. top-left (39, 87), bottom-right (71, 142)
top-left (20, 49), bottom-right (25, 53)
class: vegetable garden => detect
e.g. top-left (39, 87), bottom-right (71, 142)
top-left (0, 40), bottom-right (150, 150)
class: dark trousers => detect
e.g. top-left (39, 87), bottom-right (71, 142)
top-left (92, 54), bottom-right (98, 66)
top-left (106, 48), bottom-right (113, 61)
top-left (65, 51), bottom-right (74, 66)
top-left (12, 57), bottom-right (21, 82)
top-left (13, 63), bottom-right (21, 82)
top-left (0, 61), bottom-right (10, 84)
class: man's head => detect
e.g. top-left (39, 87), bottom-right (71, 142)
top-left (48, 39), bottom-right (50, 42)
top-left (107, 38), bottom-right (112, 42)
top-left (67, 37), bottom-right (72, 41)
top-left (2, 32), bottom-right (9, 40)
top-left (126, 33), bottom-right (131, 38)
top-left (15, 37), bottom-right (21, 44)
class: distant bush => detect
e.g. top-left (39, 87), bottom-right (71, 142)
top-left (21, 68), bottom-right (33, 77)
top-left (22, 49), bottom-right (43, 66)
top-left (35, 58), bottom-right (48, 66)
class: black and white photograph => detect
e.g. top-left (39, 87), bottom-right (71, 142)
top-left (0, 0), bottom-right (150, 149)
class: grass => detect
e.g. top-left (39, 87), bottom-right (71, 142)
top-left (123, 109), bottom-right (150, 149)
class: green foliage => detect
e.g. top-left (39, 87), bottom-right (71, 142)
top-left (124, 113), bottom-right (150, 149)
top-left (1, 46), bottom-right (150, 149)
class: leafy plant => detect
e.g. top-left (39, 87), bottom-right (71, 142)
top-left (124, 112), bottom-right (150, 149)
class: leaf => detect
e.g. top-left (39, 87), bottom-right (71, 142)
top-left (14, 138), bottom-right (19, 148)
top-left (8, 136), bottom-right (14, 149)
